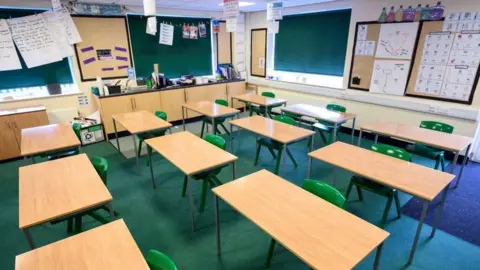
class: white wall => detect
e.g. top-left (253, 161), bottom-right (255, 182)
top-left (245, 0), bottom-right (480, 145)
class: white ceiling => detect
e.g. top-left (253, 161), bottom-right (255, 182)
top-left (94, 0), bottom-right (337, 12)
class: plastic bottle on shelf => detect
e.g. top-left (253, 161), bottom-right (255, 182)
top-left (395, 5), bottom-right (404, 22)
top-left (378, 7), bottom-right (387, 23)
top-left (430, 1), bottom-right (445, 21)
top-left (403, 6), bottom-right (415, 22)
top-left (386, 6), bottom-right (395, 22)
top-left (421, 4), bottom-right (431, 21)
top-left (414, 4), bottom-right (422, 22)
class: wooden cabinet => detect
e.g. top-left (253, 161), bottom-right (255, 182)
top-left (132, 92), bottom-right (162, 113)
top-left (185, 84), bottom-right (227, 118)
top-left (227, 82), bottom-right (247, 109)
top-left (0, 107), bottom-right (49, 161)
top-left (160, 89), bottom-right (186, 122)
top-left (98, 95), bottom-right (135, 134)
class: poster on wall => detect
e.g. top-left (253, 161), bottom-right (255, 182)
top-left (267, 2), bottom-right (283, 21)
top-left (376, 22), bottom-right (419, 59)
top-left (370, 60), bottom-right (410, 96)
top-left (223, 0), bottom-right (239, 18)
top-left (0, 19), bottom-right (22, 71)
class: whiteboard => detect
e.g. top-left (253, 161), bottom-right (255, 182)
top-left (376, 22), bottom-right (419, 59)
top-left (370, 60), bottom-right (410, 96)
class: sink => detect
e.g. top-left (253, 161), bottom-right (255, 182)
top-left (122, 86), bottom-right (148, 93)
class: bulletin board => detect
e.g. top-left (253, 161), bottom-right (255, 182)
top-left (72, 15), bottom-right (133, 82)
top-left (251, 28), bottom-right (267, 77)
top-left (216, 21), bottom-right (233, 65)
top-left (348, 21), bottom-right (420, 95)
top-left (405, 20), bottom-right (480, 104)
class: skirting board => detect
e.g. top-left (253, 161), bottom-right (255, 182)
top-left (248, 77), bottom-right (480, 122)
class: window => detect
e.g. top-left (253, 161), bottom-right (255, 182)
top-left (0, 8), bottom-right (74, 91)
top-left (270, 9), bottom-right (352, 88)
top-left (127, 15), bottom-right (213, 79)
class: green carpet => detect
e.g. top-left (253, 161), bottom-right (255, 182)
top-left (1, 129), bottom-right (480, 270)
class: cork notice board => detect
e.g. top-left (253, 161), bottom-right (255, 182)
top-left (217, 22), bottom-right (232, 65)
top-left (73, 16), bottom-right (133, 82)
top-left (251, 28), bottom-right (267, 77)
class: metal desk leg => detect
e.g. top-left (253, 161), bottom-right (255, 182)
top-left (212, 117), bottom-right (216, 135)
top-left (430, 187), bottom-right (449, 237)
top-left (232, 161), bottom-right (236, 180)
top-left (351, 118), bottom-right (356, 144)
top-left (132, 134), bottom-right (141, 175)
top-left (307, 157), bottom-right (312, 179)
top-left (182, 107), bottom-right (186, 131)
top-left (187, 175), bottom-right (196, 232)
top-left (408, 201), bottom-right (429, 265)
top-left (374, 134), bottom-right (379, 144)
top-left (282, 144), bottom-right (287, 177)
top-left (230, 122), bottom-right (233, 151)
top-left (373, 243), bottom-right (384, 270)
top-left (23, 228), bottom-right (35, 250)
top-left (169, 127), bottom-right (172, 134)
top-left (214, 194), bottom-right (221, 256)
top-left (148, 146), bottom-right (156, 189)
top-left (113, 119), bottom-right (120, 152)
top-left (454, 144), bottom-right (470, 188)
top-left (357, 130), bottom-right (363, 146)
top-left (333, 124), bottom-right (338, 142)
top-left (107, 202), bottom-right (116, 220)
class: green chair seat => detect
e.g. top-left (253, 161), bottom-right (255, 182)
top-left (146, 249), bottom-right (178, 270)
top-left (311, 104), bottom-right (346, 146)
top-left (350, 175), bottom-right (393, 196)
top-left (258, 138), bottom-right (282, 148)
top-left (200, 99), bottom-right (231, 138)
top-left (406, 144), bottom-right (444, 159)
top-left (249, 92), bottom-right (278, 118)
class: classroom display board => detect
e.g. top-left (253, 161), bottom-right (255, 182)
top-left (217, 22), bottom-right (233, 65)
top-left (405, 21), bottom-right (480, 104)
top-left (251, 28), bottom-right (267, 77)
top-left (349, 21), bottom-right (420, 96)
top-left (73, 16), bottom-right (133, 82)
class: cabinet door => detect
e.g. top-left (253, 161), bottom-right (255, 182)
top-left (227, 82), bottom-right (247, 109)
top-left (185, 84), bottom-right (228, 118)
top-left (0, 116), bottom-right (20, 161)
top-left (10, 110), bottom-right (49, 147)
top-left (133, 92), bottom-right (162, 113)
top-left (160, 89), bottom-right (186, 122)
top-left (100, 95), bottom-right (135, 134)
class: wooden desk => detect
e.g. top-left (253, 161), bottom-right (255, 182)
top-left (16, 219), bottom-right (149, 270)
top-left (308, 142), bottom-right (455, 265)
top-left (19, 154), bottom-right (114, 249)
top-left (282, 104), bottom-right (358, 143)
top-left (232, 93), bottom-right (287, 116)
top-left (145, 131), bottom-right (238, 231)
top-left (359, 122), bottom-right (472, 188)
top-left (112, 111), bottom-right (172, 174)
top-left (21, 123), bottom-right (80, 162)
top-left (229, 116), bottom-right (315, 175)
top-left (212, 170), bottom-right (389, 269)
top-left (181, 101), bottom-right (240, 135)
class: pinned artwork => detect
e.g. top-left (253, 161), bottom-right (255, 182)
top-left (376, 22), bottom-right (419, 59)
top-left (370, 60), bottom-right (410, 96)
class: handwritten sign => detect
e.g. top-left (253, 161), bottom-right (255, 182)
top-left (159, 23), bottom-right (174, 46)
top-left (42, 11), bottom-right (74, 58)
top-left (223, 0), bottom-right (239, 18)
top-left (267, 2), bottom-right (283, 21)
top-left (56, 7), bottom-right (82, 45)
top-left (0, 19), bottom-right (22, 71)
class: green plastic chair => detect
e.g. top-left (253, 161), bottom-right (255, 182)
top-left (200, 99), bottom-right (231, 138)
top-left (249, 92), bottom-right (280, 118)
top-left (181, 134), bottom-right (228, 212)
top-left (406, 121), bottom-right (454, 171)
top-left (311, 104), bottom-right (346, 145)
top-left (346, 144), bottom-right (411, 228)
top-left (47, 123), bottom-right (82, 160)
top-left (254, 115), bottom-right (298, 175)
top-left (146, 249), bottom-right (178, 270)
top-left (265, 179), bottom-right (346, 268)
top-left (138, 111), bottom-right (168, 163)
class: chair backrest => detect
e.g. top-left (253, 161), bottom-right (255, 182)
top-left (205, 134), bottom-right (227, 150)
top-left (72, 123), bottom-right (82, 140)
top-left (91, 157), bottom-right (109, 185)
top-left (302, 179), bottom-right (346, 209)
top-left (155, 111), bottom-right (168, 121)
top-left (262, 92), bottom-right (275, 98)
top-left (215, 99), bottom-right (228, 107)
top-left (273, 115), bottom-right (296, 126)
top-left (146, 250), bottom-right (178, 270)
top-left (371, 143), bottom-right (411, 161)
top-left (326, 104), bottom-right (346, 113)
top-left (420, 121), bottom-right (454, 134)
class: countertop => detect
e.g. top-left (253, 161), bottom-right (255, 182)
top-left (96, 79), bottom-right (245, 99)
top-left (0, 106), bottom-right (46, 117)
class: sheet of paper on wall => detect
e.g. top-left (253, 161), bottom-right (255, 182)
top-left (51, 0), bottom-right (63, 12)
top-left (259, 57), bottom-right (266, 69)
top-left (42, 11), bottom-right (74, 58)
top-left (159, 23), bottom-right (174, 46)
top-left (0, 19), bottom-right (22, 71)
top-left (355, 40), bottom-right (366, 56)
top-left (421, 32), bottom-right (454, 66)
top-left (414, 65), bottom-right (446, 96)
top-left (376, 22), bottom-right (419, 59)
top-left (365, 40), bottom-right (376, 56)
top-left (369, 60), bottom-right (410, 96)
top-left (268, 20), bottom-right (279, 34)
top-left (357, 24), bottom-right (368, 40)
top-left (7, 14), bottom-right (63, 68)
top-left (226, 18), bottom-right (237, 33)
top-left (440, 65), bottom-right (476, 101)
top-left (223, 0), bottom-right (239, 18)
top-left (146, 17), bottom-right (157, 35)
top-left (57, 7), bottom-right (82, 44)
top-left (266, 2), bottom-right (283, 21)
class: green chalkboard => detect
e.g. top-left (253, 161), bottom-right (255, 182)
top-left (127, 15), bottom-right (213, 79)
top-left (274, 9), bottom-right (352, 77)
top-left (0, 8), bottom-right (73, 90)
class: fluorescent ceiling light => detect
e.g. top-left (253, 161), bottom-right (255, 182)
top-left (218, 2), bottom-right (256, 7)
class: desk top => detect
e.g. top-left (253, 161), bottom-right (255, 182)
top-left (233, 93), bottom-right (287, 107)
top-left (360, 122), bottom-right (472, 152)
top-left (145, 131), bottom-right (238, 175)
top-left (213, 170), bottom-right (389, 270)
top-left (21, 124), bottom-right (81, 156)
top-left (15, 219), bottom-right (149, 270)
top-left (112, 110), bottom-right (172, 134)
top-left (183, 101), bottom-right (239, 118)
top-left (309, 142), bottom-right (455, 201)
top-left (282, 104), bottom-right (357, 124)
top-left (19, 154), bottom-right (113, 229)
top-left (229, 115), bottom-right (315, 144)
